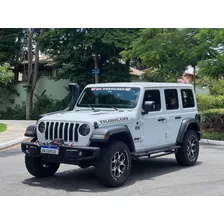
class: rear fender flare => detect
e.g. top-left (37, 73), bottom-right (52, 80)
top-left (176, 118), bottom-right (201, 144)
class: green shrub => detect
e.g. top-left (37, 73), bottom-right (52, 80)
top-left (0, 90), bottom-right (71, 120)
top-left (197, 94), bottom-right (224, 111)
top-left (0, 104), bottom-right (26, 120)
top-left (30, 90), bottom-right (56, 120)
top-left (210, 80), bottom-right (224, 95)
top-left (201, 109), bottom-right (224, 132)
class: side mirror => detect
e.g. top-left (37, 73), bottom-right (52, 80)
top-left (142, 101), bottom-right (155, 115)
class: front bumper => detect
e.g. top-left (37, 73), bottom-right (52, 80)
top-left (21, 142), bottom-right (100, 165)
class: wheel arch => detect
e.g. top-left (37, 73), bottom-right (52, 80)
top-left (90, 125), bottom-right (136, 152)
top-left (176, 118), bottom-right (201, 144)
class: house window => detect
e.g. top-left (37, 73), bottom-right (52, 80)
top-left (165, 89), bottom-right (179, 110)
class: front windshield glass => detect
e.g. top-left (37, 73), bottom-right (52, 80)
top-left (77, 87), bottom-right (140, 109)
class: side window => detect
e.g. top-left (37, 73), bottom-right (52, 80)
top-left (165, 89), bottom-right (179, 110)
top-left (181, 89), bottom-right (195, 108)
top-left (142, 90), bottom-right (161, 111)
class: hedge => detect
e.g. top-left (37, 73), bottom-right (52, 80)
top-left (197, 94), bottom-right (224, 111)
top-left (201, 108), bottom-right (224, 132)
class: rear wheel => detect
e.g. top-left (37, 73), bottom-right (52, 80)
top-left (175, 130), bottom-right (199, 166)
top-left (95, 141), bottom-right (131, 187)
top-left (25, 155), bottom-right (60, 178)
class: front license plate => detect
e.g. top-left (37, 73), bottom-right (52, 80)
top-left (40, 145), bottom-right (59, 155)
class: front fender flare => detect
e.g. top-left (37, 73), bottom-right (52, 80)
top-left (24, 124), bottom-right (37, 138)
top-left (90, 124), bottom-right (135, 152)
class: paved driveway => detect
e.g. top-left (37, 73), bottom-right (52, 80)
top-left (0, 143), bottom-right (223, 195)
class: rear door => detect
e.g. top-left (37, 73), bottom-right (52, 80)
top-left (164, 88), bottom-right (183, 143)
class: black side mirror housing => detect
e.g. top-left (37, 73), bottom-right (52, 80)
top-left (68, 83), bottom-right (80, 110)
top-left (142, 101), bottom-right (155, 115)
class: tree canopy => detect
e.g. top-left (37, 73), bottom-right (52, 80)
top-left (121, 28), bottom-right (219, 83)
top-left (40, 28), bottom-right (140, 88)
top-left (0, 28), bottom-right (23, 65)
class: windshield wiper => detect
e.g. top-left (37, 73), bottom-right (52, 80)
top-left (104, 104), bottom-right (118, 111)
top-left (88, 104), bottom-right (96, 111)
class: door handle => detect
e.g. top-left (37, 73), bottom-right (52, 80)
top-left (175, 116), bottom-right (181, 119)
top-left (158, 118), bottom-right (166, 122)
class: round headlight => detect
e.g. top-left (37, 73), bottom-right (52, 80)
top-left (79, 124), bottom-right (90, 136)
top-left (38, 122), bottom-right (45, 133)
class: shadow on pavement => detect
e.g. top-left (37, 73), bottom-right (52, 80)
top-left (22, 158), bottom-right (202, 194)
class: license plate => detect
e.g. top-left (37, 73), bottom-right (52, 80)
top-left (40, 145), bottom-right (59, 155)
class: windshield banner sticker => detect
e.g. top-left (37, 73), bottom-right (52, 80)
top-left (91, 87), bottom-right (131, 91)
top-left (100, 117), bottom-right (128, 124)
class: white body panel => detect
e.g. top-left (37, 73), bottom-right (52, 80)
top-left (36, 82), bottom-right (198, 152)
top-left (140, 88), bottom-right (166, 149)
top-left (37, 110), bottom-right (138, 147)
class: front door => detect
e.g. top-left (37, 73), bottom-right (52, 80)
top-left (140, 89), bottom-right (167, 149)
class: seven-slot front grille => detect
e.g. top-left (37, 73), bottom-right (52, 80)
top-left (45, 122), bottom-right (80, 142)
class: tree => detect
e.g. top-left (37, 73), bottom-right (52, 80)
top-left (180, 28), bottom-right (217, 89)
top-left (40, 28), bottom-right (140, 88)
top-left (196, 28), bottom-right (224, 81)
top-left (122, 28), bottom-right (217, 88)
top-left (121, 28), bottom-right (187, 82)
top-left (0, 28), bottom-right (23, 65)
top-left (0, 63), bottom-right (14, 85)
top-left (25, 28), bottom-right (45, 120)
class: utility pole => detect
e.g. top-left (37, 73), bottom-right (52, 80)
top-left (94, 53), bottom-right (99, 83)
top-left (193, 66), bottom-right (196, 93)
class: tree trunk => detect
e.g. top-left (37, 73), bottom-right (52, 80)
top-left (26, 29), bottom-right (34, 120)
top-left (32, 29), bottom-right (42, 96)
top-left (25, 28), bottom-right (44, 120)
top-left (26, 88), bottom-right (34, 120)
top-left (27, 29), bottom-right (33, 85)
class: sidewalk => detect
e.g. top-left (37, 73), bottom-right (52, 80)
top-left (0, 120), bottom-right (35, 149)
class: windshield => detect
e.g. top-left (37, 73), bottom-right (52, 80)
top-left (77, 87), bottom-right (140, 109)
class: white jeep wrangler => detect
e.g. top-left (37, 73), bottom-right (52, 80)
top-left (22, 82), bottom-right (201, 187)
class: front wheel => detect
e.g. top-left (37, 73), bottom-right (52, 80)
top-left (95, 141), bottom-right (131, 188)
top-left (175, 130), bottom-right (199, 166)
top-left (25, 155), bottom-right (60, 178)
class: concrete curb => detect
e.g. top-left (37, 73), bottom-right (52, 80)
top-left (200, 139), bottom-right (224, 146)
top-left (0, 137), bottom-right (30, 150)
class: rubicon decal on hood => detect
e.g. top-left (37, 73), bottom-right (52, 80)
top-left (100, 117), bottom-right (128, 124)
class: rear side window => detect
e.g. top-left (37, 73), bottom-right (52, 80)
top-left (181, 89), bottom-right (195, 108)
top-left (165, 89), bottom-right (179, 110)
top-left (143, 90), bottom-right (161, 111)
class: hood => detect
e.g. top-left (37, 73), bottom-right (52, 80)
top-left (40, 109), bottom-right (137, 126)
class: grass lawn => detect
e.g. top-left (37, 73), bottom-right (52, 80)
top-left (202, 130), bottom-right (224, 141)
top-left (0, 123), bottom-right (7, 133)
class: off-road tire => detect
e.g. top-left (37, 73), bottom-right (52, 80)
top-left (175, 130), bottom-right (199, 166)
top-left (95, 141), bottom-right (131, 188)
top-left (25, 155), bottom-right (60, 178)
